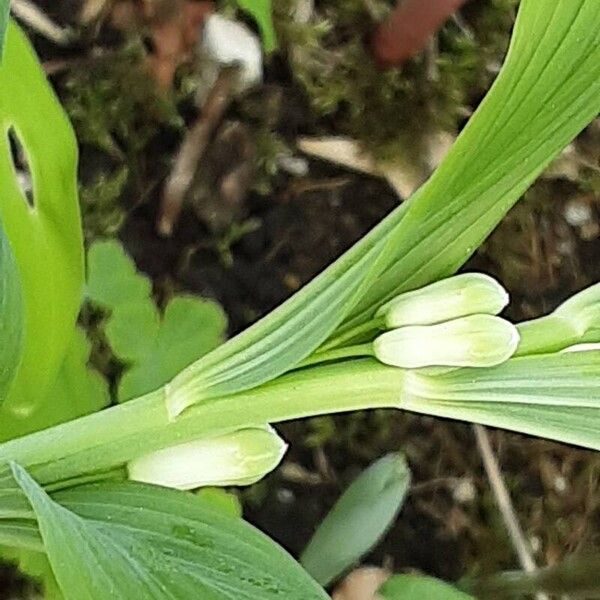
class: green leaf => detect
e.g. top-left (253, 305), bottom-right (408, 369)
top-left (86, 239), bottom-right (151, 310)
top-left (116, 296), bottom-right (226, 401)
top-left (86, 240), bottom-right (227, 401)
top-left (0, 223), bottom-right (23, 403)
top-left (404, 351), bottom-right (600, 450)
top-left (0, 327), bottom-right (109, 441)
top-left (167, 0), bottom-right (600, 416)
top-left (0, 21), bottom-right (84, 419)
top-left (301, 453), bottom-right (410, 586)
top-left (235, 0), bottom-right (277, 52)
top-left (11, 464), bottom-right (329, 600)
top-left (0, 0), bottom-right (9, 62)
top-left (379, 574), bottom-right (474, 600)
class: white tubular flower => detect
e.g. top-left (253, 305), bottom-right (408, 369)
top-left (373, 314), bottom-right (519, 369)
top-left (127, 426), bottom-right (287, 490)
top-left (376, 273), bottom-right (509, 329)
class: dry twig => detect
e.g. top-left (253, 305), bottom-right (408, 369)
top-left (157, 66), bottom-right (239, 236)
top-left (473, 424), bottom-right (550, 600)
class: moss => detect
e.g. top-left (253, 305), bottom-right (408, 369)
top-left (79, 167), bottom-right (128, 242)
top-left (61, 41), bottom-right (185, 244)
top-left (62, 42), bottom-right (181, 159)
top-left (275, 0), bottom-right (517, 161)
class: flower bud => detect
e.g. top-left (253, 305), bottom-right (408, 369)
top-left (376, 273), bottom-right (508, 329)
top-left (373, 314), bottom-right (519, 369)
top-left (127, 426), bottom-right (287, 490)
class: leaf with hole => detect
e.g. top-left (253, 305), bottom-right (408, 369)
top-left (0, 21), bottom-right (84, 421)
top-left (11, 464), bottom-right (329, 600)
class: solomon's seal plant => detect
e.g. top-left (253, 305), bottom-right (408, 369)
top-left (0, 1), bottom-right (599, 597)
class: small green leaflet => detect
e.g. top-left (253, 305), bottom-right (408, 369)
top-left (10, 464), bottom-right (329, 600)
top-left (0, 224), bottom-right (23, 403)
top-left (167, 0), bottom-right (600, 417)
top-left (86, 240), bottom-right (226, 401)
top-left (86, 239), bottom-right (151, 308)
top-left (235, 0), bottom-right (277, 52)
top-left (379, 574), bottom-right (474, 600)
top-left (0, 0), bottom-right (9, 62)
top-left (0, 21), bottom-right (84, 419)
top-left (301, 453), bottom-right (410, 586)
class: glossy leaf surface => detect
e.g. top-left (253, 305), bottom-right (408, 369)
top-left (11, 465), bottom-right (329, 600)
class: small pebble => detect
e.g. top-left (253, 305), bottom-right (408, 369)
top-left (452, 477), bottom-right (476, 504)
top-left (564, 199), bottom-right (593, 227)
top-left (277, 154), bottom-right (309, 177)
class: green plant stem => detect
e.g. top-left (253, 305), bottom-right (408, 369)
top-left (318, 318), bottom-right (383, 352)
top-left (0, 360), bottom-right (405, 486)
top-left (515, 315), bottom-right (581, 356)
top-left (297, 343), bottom-right (374, 368)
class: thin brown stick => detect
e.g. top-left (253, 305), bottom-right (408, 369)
top-left (473, 424), bottom-right (550, 600)
top-left (157, 66), bottom-right (239, 236)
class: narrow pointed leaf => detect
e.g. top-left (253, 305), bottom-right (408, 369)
top-left (403, 352), bottom-right (600, 450)
top-left (301, 453), bottom-right (410, 586)
top-left (342, 0), bottom-right (600, 330)
top-left (167, 0), bottom-right (600, 415)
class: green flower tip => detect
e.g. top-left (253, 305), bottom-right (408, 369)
top-left (373, 314), bottom-right (520, 369)
top-left (376, 273), bottom-right (509, 329)
top-left (127, 426), bottom-right (287, 490)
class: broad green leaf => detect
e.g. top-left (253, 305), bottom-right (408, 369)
top-left (301, 453), bottom-right (410, 586)
top-left (167, 0), bottom-right (600, 416)
top-left (0, 22), bottom-right (84, 419)
top-left (11, 464), bottom-right (329, 600)
top-left (0, 224), bottom-right (23, 402)
top-left (379, 574), bottom-right (474, 600)
top-left (404, 351), bottom-right (600, 450)
top-left (0, 327), bottom-right (109, 441)
top-left (236, 0), bottom-right (277, 52)
top-left (86, 240), bottom-right (227, 401)
top-left (0, 0), bottom-right (8, 61)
